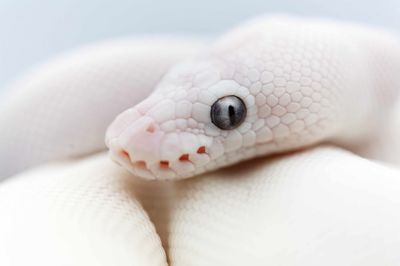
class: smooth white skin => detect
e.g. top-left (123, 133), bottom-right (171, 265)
top-left (106, 16), bottom-right (400, 180)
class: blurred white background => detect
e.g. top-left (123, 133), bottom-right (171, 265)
top-left (1, 0), bottom-right (399, 92)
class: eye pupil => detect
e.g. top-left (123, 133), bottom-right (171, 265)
top-left (228, 105), bottom-right (235, 117)
top-left (210, 95), bottom-right (247, 130)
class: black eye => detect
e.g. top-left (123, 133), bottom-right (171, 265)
top-left (210, 95), bottom-right (247, 130)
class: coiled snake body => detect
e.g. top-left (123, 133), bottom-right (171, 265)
top-left (106, 16), bottom-right (400, 180)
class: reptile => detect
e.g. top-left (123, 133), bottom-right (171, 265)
top-left (1, 15), bottom-right (400, 181)
top-left (105, 16), bottom-right (400, 180)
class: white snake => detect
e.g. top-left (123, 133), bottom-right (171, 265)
top-left (1, 15), bottom-right (400, 180)
top-left (105, 16), bottom-right (400, 180)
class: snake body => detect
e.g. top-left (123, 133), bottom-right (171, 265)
top-left (106, 16), bottom-right (400, 180)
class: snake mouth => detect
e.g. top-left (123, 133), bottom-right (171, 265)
top-left (108, 138), bottom-right (211, 180)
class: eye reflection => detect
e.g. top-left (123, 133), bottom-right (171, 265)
top-left (210, 95), bottom-right (247, 130)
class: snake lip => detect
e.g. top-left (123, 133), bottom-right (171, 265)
top-left (108, 131), bottom-right (221, 180)
top-left (156, 145), bottom-right (207, 168)
top-left (110, 144), bottom-right (210, 180)
top-left (152, 145), bottom-right (210, 178)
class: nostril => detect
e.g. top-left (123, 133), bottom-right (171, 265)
top-left (146, 124), bottom-right (156, 133)
top-left (197, 146), bottom-right (206, 154)
top-left (179, 154), bottom-right (190, 161)
top-left (121, 150), bottom-right (131, 159)
top-left (159, 160), bottom-right (169, 168)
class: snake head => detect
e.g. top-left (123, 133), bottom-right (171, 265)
top-left (106, 16), bottom-right (385, 180)
top-left (105, 60), bottom-right (253, 180)
top-left (105, 20), bottom-right (331, 180)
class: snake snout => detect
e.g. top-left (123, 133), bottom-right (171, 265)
top-left (106, 108), bottom-right (216, 180)
top-left (106, 109), bottom-right (162, 177)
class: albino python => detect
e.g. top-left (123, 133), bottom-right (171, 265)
top-left (1, 15), bottom-right (400, 180)
top-left (106, 16), bottom-right (400, 180)
top-left (3, 15), bottom-right (400, 266)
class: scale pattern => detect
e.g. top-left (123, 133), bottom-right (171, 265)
top-left (106, 17), bottom-right (400, 180)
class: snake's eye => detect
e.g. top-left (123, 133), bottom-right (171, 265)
top-left (210, 95), bottom-right (247, 130)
